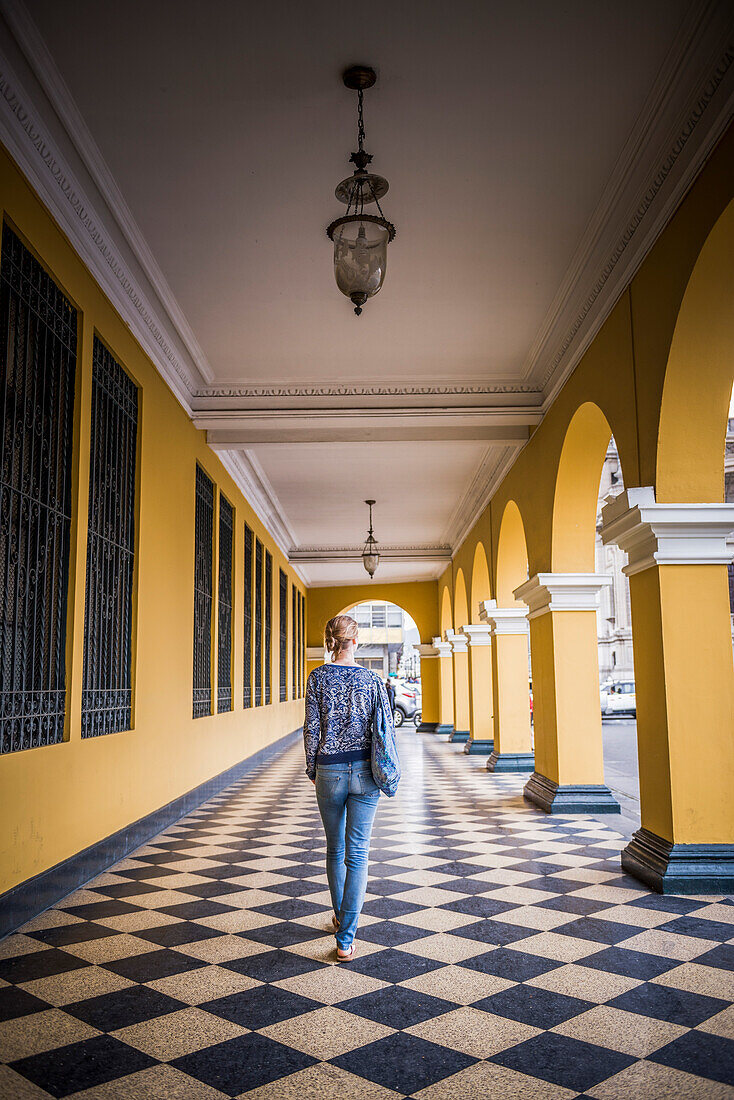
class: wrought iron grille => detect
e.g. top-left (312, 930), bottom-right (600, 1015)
top-left (264, 549), bottom-right (272, 704)
top-left (298, 591), bottom-right (304, 696)
top-left (193, 466), bottom-right (214, 718)
top-left (292, 585), bottom-right (297, 698)
top-left (279, 569), bottom-right (288, 702)
top-left (0, 223), bottom-right (77, 754)
top-left (81, 337), bottom-right (138, 738)
top-left (217, 495), bottom-right (233, 713)
top-left (243, 524), bottom-right (253, 707)
top-left (254, 538), bottom-right (262, 706)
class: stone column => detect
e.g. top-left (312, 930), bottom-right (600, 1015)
top-left (601, 487), bottom-right (734, 893)
top-left (514, 573), bottom-right (620, 814)
top-left (415, 643), bottom-right (440, 732)
top-left (461, 623), bottom-right (494, 754)
top-left (445, 631), bottom-right (470, 742)
top-left (432, 637), bottom-right (455, 736)
top-left (480, 599), bottom-right (533, 772)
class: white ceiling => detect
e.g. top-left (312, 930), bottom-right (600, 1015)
top-left (5, 0), bottom-right (731, 585)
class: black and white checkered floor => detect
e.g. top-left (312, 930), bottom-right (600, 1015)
top-left (1, 729), bottom-right (733, 1098)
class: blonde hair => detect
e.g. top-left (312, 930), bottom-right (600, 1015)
top-left (325, 614), bottom-right (358, 661)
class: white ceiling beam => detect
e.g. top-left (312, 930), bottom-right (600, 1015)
top-left (289, 547), bottom-right (453, 564)
top-left (199, 407), bottom-right (539, 447)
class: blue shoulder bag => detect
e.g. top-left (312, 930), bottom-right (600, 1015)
top-left (371, 688), bottom-right (401, 797)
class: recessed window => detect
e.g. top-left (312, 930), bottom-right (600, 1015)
top-left (279, 570), bottom-right (288, 702)
top-left (0, 223), bottom-right (77, 753)
top-left (193, 466), bottom-right (214, 718)
top-left (243, 524), bottom-right (253, 708)
top-left (217, 495), bottom-right (233, 713)
top-left (82, 337), bottom-right (138, 738)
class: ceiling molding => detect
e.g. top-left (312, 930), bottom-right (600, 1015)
top-left (528, 2), bottom-right (734, 405)
top-left (193, 382), bottom-right (542, 401)
top-left (0, 42), bottom-right (202, 409)
top-left (290, 546), bottom-right (453, 564)
top-left (0, 0), bottom-right (214, 388)
top-left (199, 405), bottom-right (539, 446)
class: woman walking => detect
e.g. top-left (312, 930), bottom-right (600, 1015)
top-left (304, 614), bottom-right (397, 961)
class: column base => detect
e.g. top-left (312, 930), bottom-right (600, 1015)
top-left (449, 729), bottom-right (470, 743)
top-left (523, 772), bottom-right (620, 814)
top-left (416, 722), bottom-right (438, 734)
top-left (622, 828), bottom-right (734, 894)
top-left (434, 724), bottom-right (454, 736)
top-left (464, 739), bottom-right (494, 755)
top-left (487, 750), bottom-right (534, 772)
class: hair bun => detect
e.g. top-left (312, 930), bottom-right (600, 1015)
top-left (324, 614), bottom-right (358, 659)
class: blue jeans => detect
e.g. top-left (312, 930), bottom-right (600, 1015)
top-left (315, 760), bottom-right (380, 950)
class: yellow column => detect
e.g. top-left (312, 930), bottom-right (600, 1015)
top-left (432, 637), bottom-right (455, 736)
top-left (416, 643), bottom-right (440, 731)
top-left (445, 631), bottom-right (470, 742)
top-left (480, 600), bottom-right (533, 772)
top-left (602, 488), bottom-right (734, 893)
top-left (461, 623), bottom-right (494, 754)
top-left (514, 574), bottom-right (620, 813)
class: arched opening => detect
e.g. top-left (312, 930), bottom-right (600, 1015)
top-left (495, 500), bottom-right (529, 605)
top-left (440, 585), bottom-right (453, 634)
top-left (453, 568), bottom-right (469, 630)
top-left (470, 542), bottom-right (491, 621)
top-left (552, 402), bottom-right (639, 826)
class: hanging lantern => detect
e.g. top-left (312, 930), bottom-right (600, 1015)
top-left (327, 66), bottom-right (396, 316)
top-left (362, 499), bottom-right (380, 578)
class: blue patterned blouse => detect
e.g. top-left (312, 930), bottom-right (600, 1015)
top-left (303, 664), bottom-right (393, 780)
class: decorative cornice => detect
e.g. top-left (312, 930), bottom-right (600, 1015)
top-left (444, 630), bottom-right (468, 653)
top-left (600, 487), bottom-right (734, 576)
top-left (215, 449), bottom-right (302, 568)
top-left (514, 573), bottom-right (613, 619)
top-left (194, 383), bottom-right (541, 400)
top-left (479, 599), bottom-right (529, 636)
top-left (0, 48), bottom-right (199, 407)
top-left (445, 445), bottom-right (518, 552)
top-left (460, 623), bottom-right (493, 646)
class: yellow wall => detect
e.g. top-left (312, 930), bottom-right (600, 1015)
top-left (307, 581), bottom-right (439, 647)
top-left (0, 145), bottom-right (305, 895)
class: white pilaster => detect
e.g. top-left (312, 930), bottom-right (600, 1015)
top-left (513, 573), bottom-right (612, 619)
top-left (461, 623), bottom-right (493, 646)
top-left (432, 637), bottom-right (453, 658)
top-left (601, 487), bottom-right (734, 577)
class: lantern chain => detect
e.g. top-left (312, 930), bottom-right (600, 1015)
top-left (357, 88), bottom-right (365, 151)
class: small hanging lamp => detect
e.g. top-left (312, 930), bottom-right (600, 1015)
top-left (327, 66), bottom-right (396, 316)
top-left (362, 499), bottom-right (380, 579)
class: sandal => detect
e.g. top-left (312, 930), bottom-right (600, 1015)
top-left (332, 914), bottom-right (339, 931)
top-left (336, 943), bottom-right (356, 962)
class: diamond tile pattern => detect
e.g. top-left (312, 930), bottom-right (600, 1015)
top-left (1, 730), bottom-right (733, 1097)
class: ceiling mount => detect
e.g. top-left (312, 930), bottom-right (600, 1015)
top-left (343, 66), bottom-right (376, 91)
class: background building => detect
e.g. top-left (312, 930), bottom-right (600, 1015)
top-left (348, 602), bottom-right (420, 677)
top-left (595, 439), bottom-right (634, 684)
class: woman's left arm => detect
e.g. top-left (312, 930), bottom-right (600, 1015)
top-left (303, 673), bottom-right (320, 781)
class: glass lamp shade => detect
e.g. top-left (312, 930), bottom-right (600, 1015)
top-left (362, 550), bottom-right (380, 578)
top-left (333, 217), bottom-right (389, 314)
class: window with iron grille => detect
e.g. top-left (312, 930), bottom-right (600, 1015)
top-left (254, 538), bottom-right (263, 706)
top-left (279, 569), bottom-right (288, 702)
top-left (193, 466), bottom-right (214, 718)
top-left (292, 585), bottom-right (297, 696)
top-left (243, 524), bottom-right (253, 707)
top-left (217, 495), bottom-right (233, 713)
top-left (82, 337), bottom-right (138, 738)
top-left (0, 223), bottom-right (77, 754)
top-left (264, 549), bottom-right (272, 704)
top-left (298, 591), bottom-right (304, 696)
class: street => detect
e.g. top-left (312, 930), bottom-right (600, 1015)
top-left (601, 717), bottom-right (640, 836)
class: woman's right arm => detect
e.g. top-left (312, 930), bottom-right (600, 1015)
top-left (303, 672), bottom-right (320, 781)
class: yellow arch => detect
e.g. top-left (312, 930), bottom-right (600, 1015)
top-left (470, 541), bottom-right (491, 619)
top-left (453, 569), bottom-right (469, 630)
top-left (307, 581), bottom-right (439, 648)
top-left (552, 402), bottom-right (613, 572)
top-left (496, 500), bottom-right (529, 605)
top-left (440, 585), bottom-right (453, 635)
top-left (657, 196), bottom-right (734, 502)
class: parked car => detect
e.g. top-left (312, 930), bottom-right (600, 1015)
top-left (393, 681), bottom-right (420, 727)
top-left (600, 680), bottom-right (636, 717)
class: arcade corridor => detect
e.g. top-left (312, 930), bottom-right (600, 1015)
top-left (1, 729), bottom-right (731, 1099)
